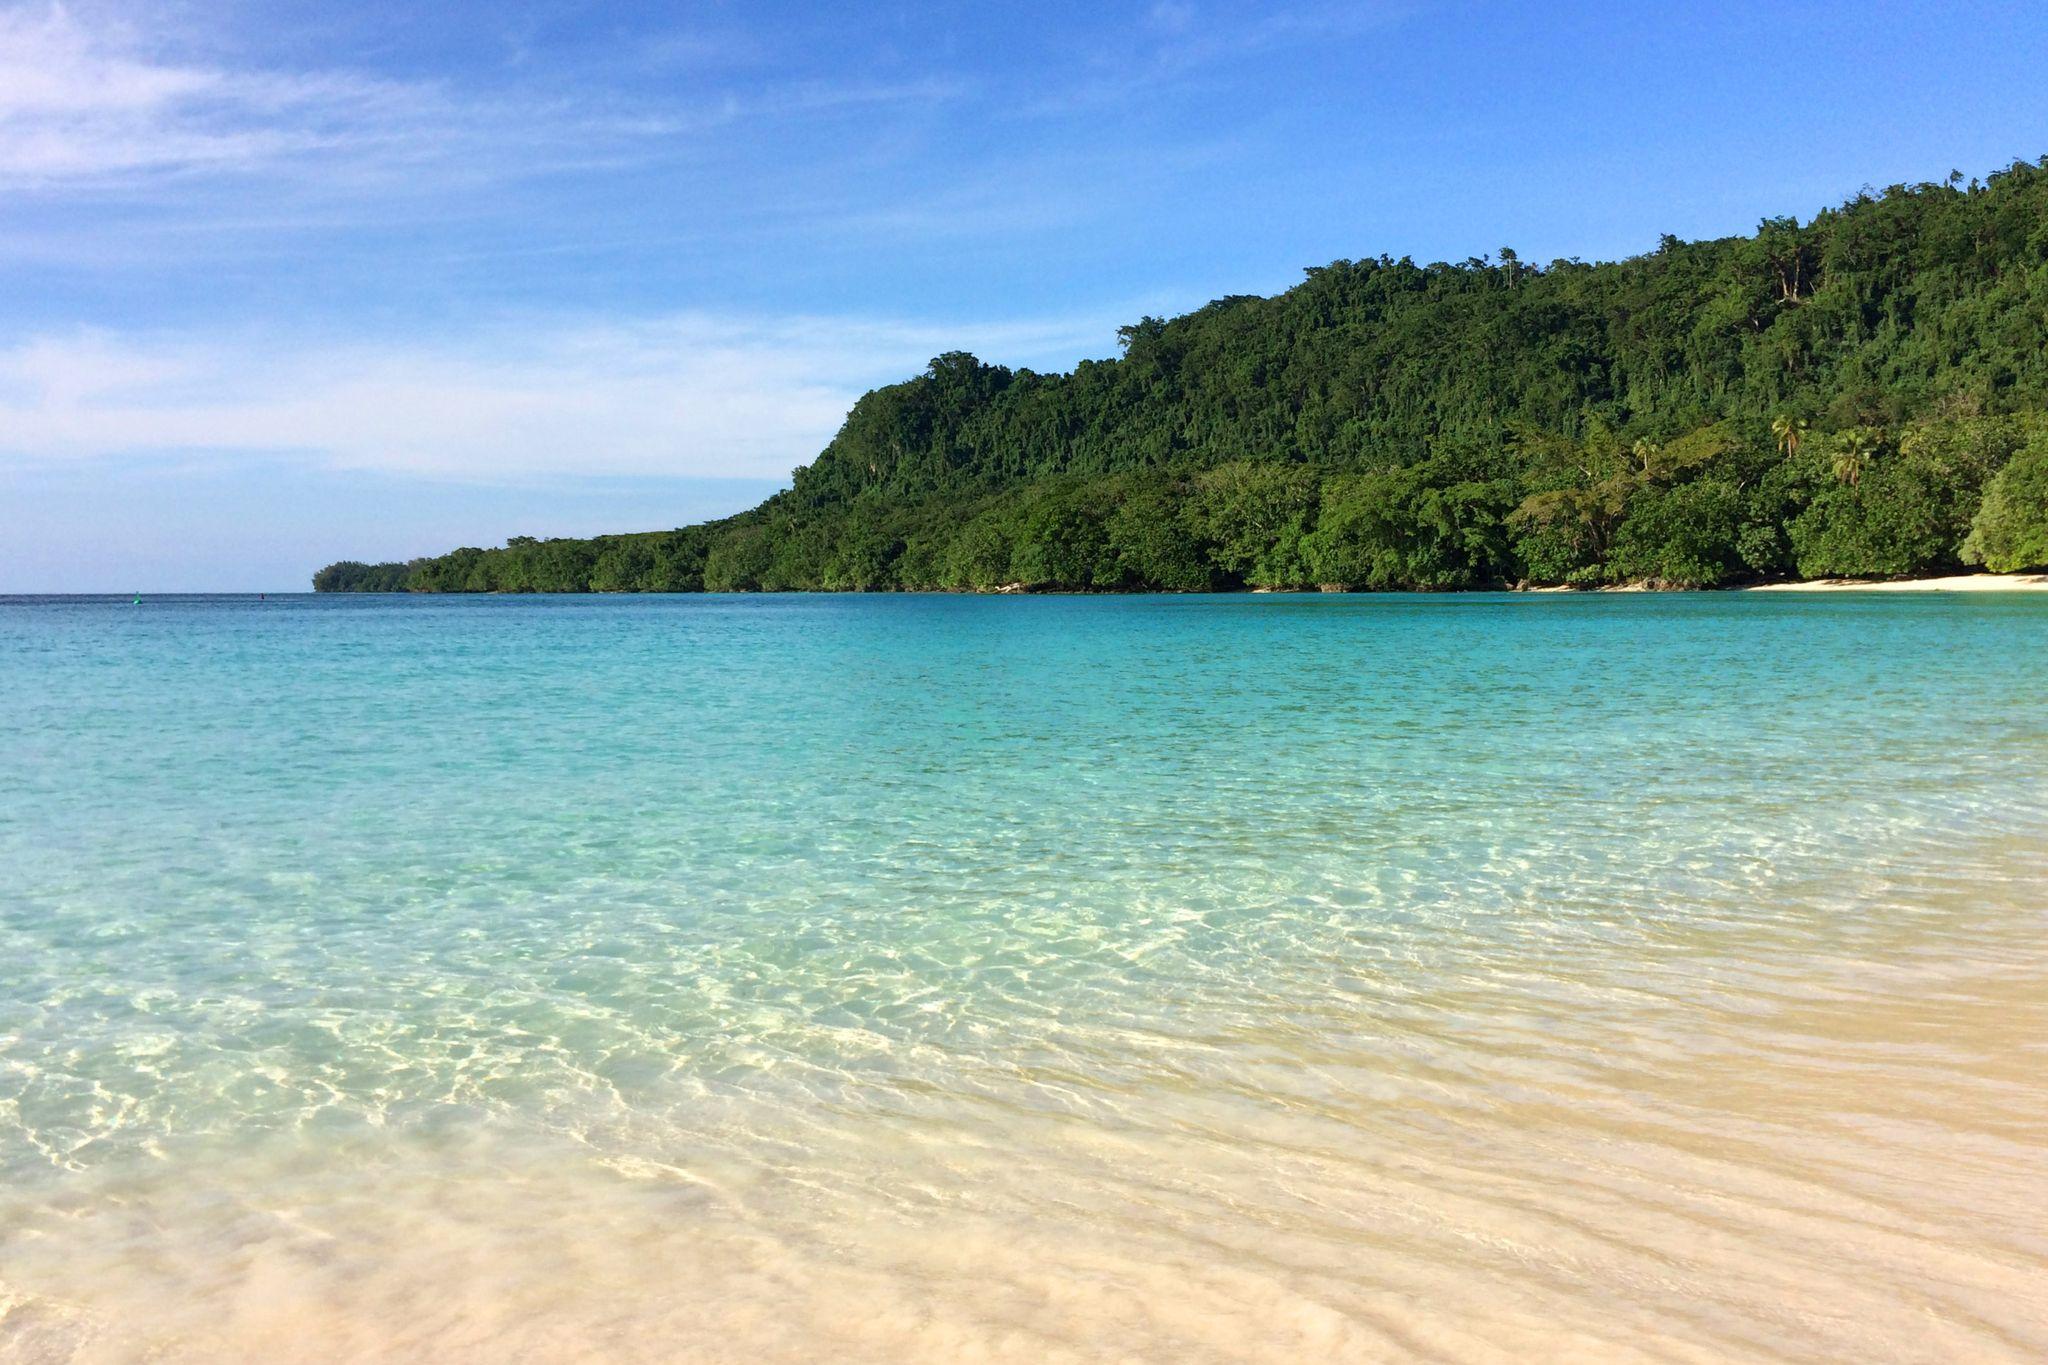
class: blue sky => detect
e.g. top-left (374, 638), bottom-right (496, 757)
top-left (4, 0), bottom-right (2047, 590)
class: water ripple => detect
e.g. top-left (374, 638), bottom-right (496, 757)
top-left (1, 593), bottom-right (2045, 1361)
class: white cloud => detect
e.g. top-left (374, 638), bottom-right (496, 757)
top-left (0, 311), bottom-right (1119, 482)
top-left (0, 4), bottom-right (972, 191)
top-left (0, 5), bottom-right (436, 183)
top-left (0, 7), bottom-right (210, 118)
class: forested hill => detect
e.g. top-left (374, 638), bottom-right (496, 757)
top-left (315, 159), bottom-right (2048, 594)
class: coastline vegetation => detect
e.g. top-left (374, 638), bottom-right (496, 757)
top-left (317, 160), bottom-right (2048, 594)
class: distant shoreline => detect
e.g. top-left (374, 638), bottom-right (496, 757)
top-left (36, 572), bottom-right (2048, 598)
top-left (282, 569), bottom-right (2048, 597)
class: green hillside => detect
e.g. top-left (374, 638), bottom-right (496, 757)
top-left (316, 159), bottom-right (2048, 594)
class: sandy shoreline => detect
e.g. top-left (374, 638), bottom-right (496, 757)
top-left (1526, 572), bottom-right (2048, 594)
top-left (1742, 572), bottom-right (2048, 593)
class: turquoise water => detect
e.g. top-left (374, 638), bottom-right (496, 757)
top-left (2, 593), bottom-right (2046, 1362)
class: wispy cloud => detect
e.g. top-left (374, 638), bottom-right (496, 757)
top-left (0, 3), bottom-right (964, 193)
top-left (0, 310), bottom-right (1121, 483)
top-left (1021, 1), bottom-right (1417, 116)
top-left (0, 4), bottom-right (449, 185)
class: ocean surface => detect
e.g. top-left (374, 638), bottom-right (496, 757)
top-left (1, 591), bottom-right (2045, 1363)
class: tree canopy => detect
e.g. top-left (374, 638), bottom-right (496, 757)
top-left (319, 159), bottom-right (2048, 593)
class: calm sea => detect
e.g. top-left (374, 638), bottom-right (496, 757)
top-left (2, 592), bottom-right (2045, 1362)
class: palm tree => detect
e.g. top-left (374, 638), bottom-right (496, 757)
top-left (1831, 429), bottom-right (1881, 486)
top-left (1771, 414), bottom-right (1807, 457)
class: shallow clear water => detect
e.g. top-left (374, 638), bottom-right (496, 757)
top-left (2, 592), bottom-right (2045, 1363)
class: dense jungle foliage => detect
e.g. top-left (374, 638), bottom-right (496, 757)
top-left (317, 160), bottom-right (2048, 593)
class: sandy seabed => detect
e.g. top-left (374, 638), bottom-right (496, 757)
top-left (7, 859), bottom-right (2048, 1365)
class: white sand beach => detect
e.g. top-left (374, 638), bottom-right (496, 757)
top-left (1745, 572), bottom-right (2048, 592)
